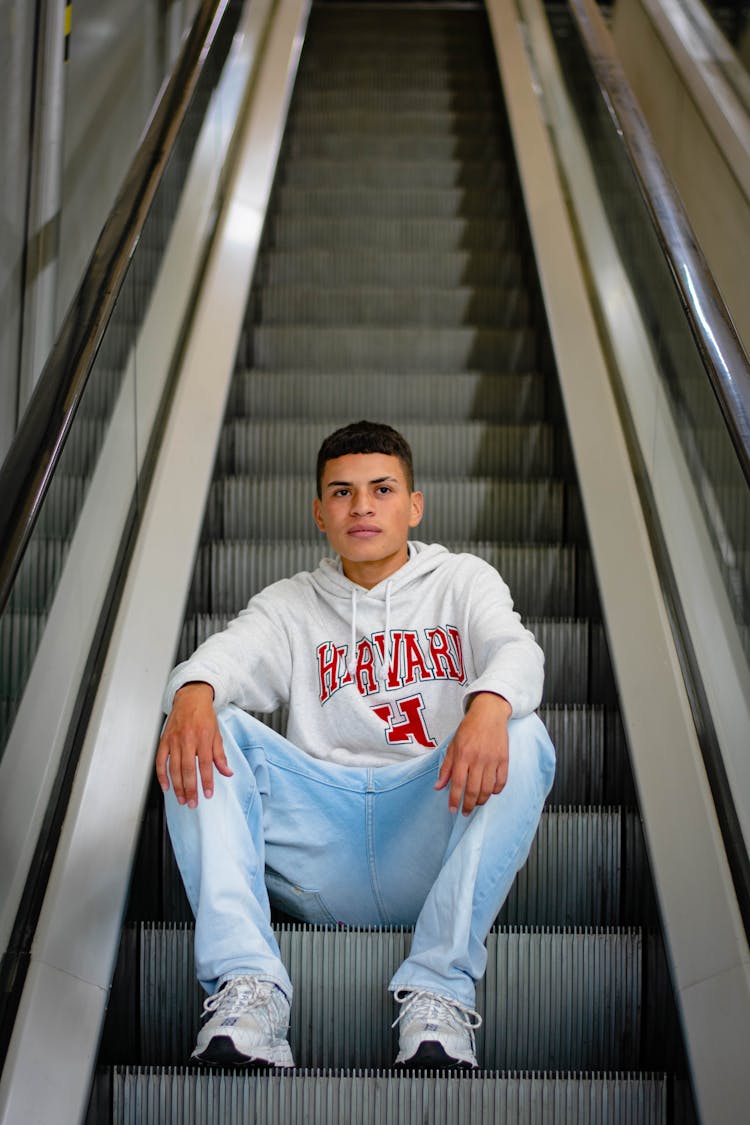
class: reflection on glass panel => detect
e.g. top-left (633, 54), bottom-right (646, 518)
top-left (550, 4), bottom-right (750, 661)
top-left (0, 0), bottom-right (244, 763)
top-left (0, 0), bottom-right (36, 460)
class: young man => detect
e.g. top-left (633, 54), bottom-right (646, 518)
top-left (156, 420), bottom-right (555, 1069)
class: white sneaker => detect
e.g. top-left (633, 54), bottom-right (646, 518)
top-left (191, 975), bottom-right (294, 1067)
top-left (392, 988), bottom-right (481, 1069)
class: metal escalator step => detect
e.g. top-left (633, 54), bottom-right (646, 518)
top-left (56, 417), bottom-right (108, 476)
top-left (284, 110), bottom-right (507, 138)
top-left (266, 216), bottom-right (515, 252)
top-left (282, 134), bottom-right (505, 162)
top-left (290, 89), bottom-right (504, 114)
top-left (34, 474), bottom-right (87, 536)
top-left (7, 538), bottom-right (68, 612)
top-left (227, 371), bottom-right (546, 423)
top-left (0, 610), bottom-right (46, 697)
top-left (189, 542), bottom-right (575, 618)
top-left (146, 805), bottom-right (632, 930)
top-left (259, 249), bottom-right (522, 287)
top-left (250, 286), bottom-right (529, 327)
top-left (245, 327), bottom-right (537, 373)
top-left (279, 159), bottom-right (507, 190)
top-left (136, 924), bottom-right (641, 1070)
top-left (217, 421), bottom-right (553, 478)
top-left (205, 478), bottom-right (564, 542)
top-left (295, 71), bottom-right (499, 92)
top-left (272, 186), bottom-right (511, 218)
top-left (107, 1068), bottom-right (667, 1125)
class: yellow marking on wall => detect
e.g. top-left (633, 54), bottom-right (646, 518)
top-left (64, 4), bottom-right (72, 61)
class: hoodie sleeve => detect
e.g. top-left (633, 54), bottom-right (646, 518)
top-left (162, 582), bottom-right (294, 715)
top-left (460, 557), bottom-right (544, 718)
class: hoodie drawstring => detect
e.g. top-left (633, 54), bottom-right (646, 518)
top-left (347, 588), bottom-right (359, 676)
top-left (346, 580), bottom-right (393, 685)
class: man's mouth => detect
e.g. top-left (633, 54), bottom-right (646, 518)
top-left (348, 525), bottom-right (380, 538)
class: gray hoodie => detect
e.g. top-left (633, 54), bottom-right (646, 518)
top-left (164, 542), bottom-right (544, 767)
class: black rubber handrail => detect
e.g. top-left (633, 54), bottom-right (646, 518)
top-left (0, 0), bottom-right (231, 616)
top-left (567, 0), bottom-right (750, 490)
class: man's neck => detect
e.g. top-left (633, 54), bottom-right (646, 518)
top-left (341, 544), bottom-right (410, 589)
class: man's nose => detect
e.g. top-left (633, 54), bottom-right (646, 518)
top-left (351, 490), bottom-right (374, 514)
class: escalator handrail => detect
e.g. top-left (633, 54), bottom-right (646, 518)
top-left (0, 0), bottom-right (231, 616)
top-left (567, 0), bottom-right (750, 490)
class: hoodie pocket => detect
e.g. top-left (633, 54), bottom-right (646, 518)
top-left (265, 869), bottom-right (339, 925)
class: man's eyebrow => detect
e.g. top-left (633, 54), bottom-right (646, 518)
top-left (325, 476), bottom-right (399, 489)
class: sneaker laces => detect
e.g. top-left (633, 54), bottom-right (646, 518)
top-left (392, 988), bottom-right (482, 1036)
top-left (202, 976), bottom-right (285, 1027)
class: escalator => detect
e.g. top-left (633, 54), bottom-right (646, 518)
top-left (3, 1), bottom-right (749, 1122)
top-left (90, 4), bottom-right (693, 1120)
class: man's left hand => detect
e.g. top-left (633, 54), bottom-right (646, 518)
top-left (435, 692), bottom-right (512, 815)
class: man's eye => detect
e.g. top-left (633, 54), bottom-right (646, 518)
top-left (376, 486), bottom-right (392, 495)
top-left (334, 489), bottom-right (350, 498)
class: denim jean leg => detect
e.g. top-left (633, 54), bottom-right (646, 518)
top-left (164, 706), bottom-right (292, 998)
top-left (389, 712), bottom-right (556, 1007)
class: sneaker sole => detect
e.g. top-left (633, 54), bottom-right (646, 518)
top-left (192, 1036), bottom-right (295, 1068)
top-left (395, 1040), bottom-right (477, 1070)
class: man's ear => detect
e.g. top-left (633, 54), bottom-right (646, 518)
top-left (313, 497), bottom-right (326, 533)
top-left (409, 490), bottom-right (424, 528)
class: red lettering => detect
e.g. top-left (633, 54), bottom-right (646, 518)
top-left (402, 630), bottom-right (432, 685)
top-left (446, 626), bottom-right (467, 683)
top-left (372, 694), bottom-right (437, 748)
top-left (356, 638), bottom-right (378, 696)
top-left (426, 627), bottom-right (459, 680)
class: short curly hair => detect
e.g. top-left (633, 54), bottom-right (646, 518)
top-left (316, 420), bottom-right (414, 497)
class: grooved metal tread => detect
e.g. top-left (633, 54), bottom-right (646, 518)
top-left (271, 186), bottom-right (513, 217)
top-left (278, 160), bottom-right (508, 189)
top-left (282, 135), bottom-right (507, 162)
top-left (189, 541), bottom-right (580, 617)
top-left (128, 924), bottom-right (645, 1072)
top-left (217, 420), bottom-right (554, 476)
top-left (258, 250), bottom-right (523, 286)
top-left (250, 286), bottom-right (530, 326)
top-left (205, 477), bottom-right (565, 542)
top-left (244, 326), bottom-right (537, 373)
top-left (103, 1067), bottom-right (669, 1125)
top-left (227, 371), bottom-right (548, 423)
top-left (266, 215), bottom-right (518, 251)
top-left (284, 109), bottom-right (508, 136)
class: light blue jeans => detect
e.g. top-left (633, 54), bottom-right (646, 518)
top-left (165, 705), bottom-right (555, 1008)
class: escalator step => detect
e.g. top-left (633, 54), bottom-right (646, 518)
top-left (188, 541), bottom-right (576, 617)
top-left (282, 135), bottom-right (506, 162)
top-left (227, 371), bottom-right (546, 423)
top-left (217, 421), bottom-right (553, 477)
top-left (154, 806), bottom-right (636, 927)
top-left (284, 110), bottom-right (507, 139)
top-left (279, 160), bottom-right (507, 190)
top-left (135, 924), bottom-right (642, 1070)
top-left (244, 326), bottom-right (537, 373)
top-left (204, 478), bottom-right (564, 543)
top-left (266, 216), bottom-right (516, 252)
top-left (106, 1068), bottom-right (667, 1125)
top-left (258, 249), bottom-right (522, 287)
top-left (271, 186), bottom-right (511, 218)
top-left (250, 286), bottom-right (529, 327)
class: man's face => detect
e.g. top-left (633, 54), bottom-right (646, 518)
top-left (313, 453), bottom-right (424, 587)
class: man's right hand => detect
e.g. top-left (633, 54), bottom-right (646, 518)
top-left (155, 682), bottom-right (233, 807)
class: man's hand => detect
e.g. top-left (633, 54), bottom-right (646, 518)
top-left (435, 692), bottom-right (512, 815)
top-left (155, 682), bottom-right (233, 807)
